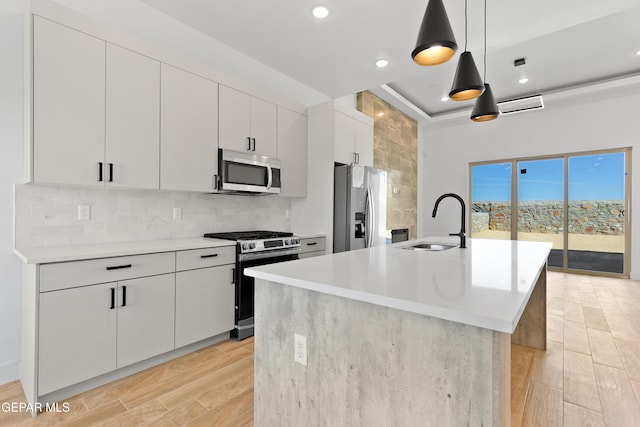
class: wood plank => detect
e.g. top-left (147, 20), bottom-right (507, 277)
top-left (563, 350), bottom-right (601, 412)
top-left (158, 353), bottom-right (253, 410)
top-left (529, 341), bottom-right (563, 389)
top-left (614, 337), bottom-right (640, 381)
top-left (579, 290), bottom-right (601, 309)
top-left (563, 401), bottom-right (605, 427)
top-left (594, 363), bottom-right (640, 427)
top-left (547, 296), bottom-right (564, 317)
top-left (564, 320), bottom-right (591, 355)
top-left (521, 382), bottom-right (563, 427)
top-left (586, 328), bottom-right (623, 368)
top-left (547, 314), bottom-right (563, 343)
top-left (97, 398), bottom-right (167, 427)
top-left (55, 400), bottom-right (128, 427)
top-left (120, 347), bottom-right (251, 409)
top-left (583, 307), bottom-right (610, 332)
top-left (148, 399), bottom-right (208, 427)
top-left (564, 300), bottom-right (585, 323)
top-left (187, 390), bottom-right (254, 427)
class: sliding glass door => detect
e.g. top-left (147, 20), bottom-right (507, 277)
top-left (516, 158), bottom-right (564, 269)
top-left (567, 152), bottom-right (626, 274)
top-left (470, 148), bottom-right (630, 277)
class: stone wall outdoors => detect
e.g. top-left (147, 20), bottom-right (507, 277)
top-left (471, 201), bottom-right (625, 235)
top-left (357, 91), bottom-right (418, 239)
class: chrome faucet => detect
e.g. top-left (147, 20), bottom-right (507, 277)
top-left (432, 193), bottom-right (466, 249)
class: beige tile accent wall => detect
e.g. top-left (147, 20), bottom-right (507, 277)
top-left (357, 91), bottom-right (418, 239)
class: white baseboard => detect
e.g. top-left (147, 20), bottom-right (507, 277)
top-left (630, 271), bottom-right (638, 281)
top-left (0, 360), bottom-right (19, 387)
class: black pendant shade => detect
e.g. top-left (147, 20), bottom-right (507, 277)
top-left (471, 83), bottom-right (499, 122)
top-left (411, 0), bottom-right (458, 66)
top-left (449, 51), bottom-right (484, 101)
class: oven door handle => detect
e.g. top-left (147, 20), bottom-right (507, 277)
top-left (238, 247), bottom-right (300, 262)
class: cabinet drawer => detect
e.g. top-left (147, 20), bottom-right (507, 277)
top-left (299, 237), bottom-right (326, 254)
top-left (39, 252), bottom-right (176, 293)
top-left (176, 246), bottom-right (236, 271)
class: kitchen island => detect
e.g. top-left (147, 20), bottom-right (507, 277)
top-left (246, 237), bottom-right (551, 427)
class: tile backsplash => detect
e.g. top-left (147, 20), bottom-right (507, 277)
top-left (15, 184), bottom-right (291, 248)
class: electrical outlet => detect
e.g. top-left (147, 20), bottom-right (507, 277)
top-left (286, 208), bottom-right (291, 219)
top-left (173, 207), bottom-right (182, 220)
top-left (77, 205), bottom-right (90, 220)
top-left (294, 333), bottom-right (307, 366)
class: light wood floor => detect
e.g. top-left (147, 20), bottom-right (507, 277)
top-left (1, 271), bottom-right (639, 426)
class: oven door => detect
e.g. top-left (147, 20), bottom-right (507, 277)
top-left (234, 248), bottom-right (299, 340)
top-left (219, 149), bottom-right (281, 194)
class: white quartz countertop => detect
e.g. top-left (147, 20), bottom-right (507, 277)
top-left (14, 238), bottom-right (235, 264)
top-left (246, 237), bottom-right (552, 333)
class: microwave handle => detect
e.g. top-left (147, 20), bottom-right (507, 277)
top-left (266, 164), bottom-right (272, 190)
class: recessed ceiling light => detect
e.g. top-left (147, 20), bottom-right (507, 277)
top-left (375, 59), bottom-right (389, 68)
top-left (636, 49), bottom-right (640, 56)
top-left (518, 77), bottom-right (529, 84)
top-left (441, 96), bottom-right (449, 102)
top-left (311, 6), bottom-right (329, 19)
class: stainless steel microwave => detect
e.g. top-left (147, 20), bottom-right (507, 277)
top-left (215, 149), bottom-right (281, 195)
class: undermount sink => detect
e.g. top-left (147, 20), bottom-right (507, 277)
top-left (400, 243), bottom-right (457, 251)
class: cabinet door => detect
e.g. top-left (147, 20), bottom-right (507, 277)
top-left (106, 44), bottom-right (160, 189)
top-left (160, 64), bottom-right (218, 192)
top-left (33, 16), bottom-right (106, 186)
top-left (218, 85), bottom-right (252, 152)
top-left (277, 107), bottom-right (308, 197)
top-left (355, 121), bottom-right (374, 167)
top-left (250, 97), bottom-right (278, 158)
top-left (38, 282), bottom-right (117, 395)
top-left (175, 266), bottom-right (234, 348)
top-left (334, 112), bottom-right (356, 165)
top-left (116, 274), bottom-right (175, 368)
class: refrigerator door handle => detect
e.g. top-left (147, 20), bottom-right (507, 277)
top-left (366, 187), bottom-right (374, 248)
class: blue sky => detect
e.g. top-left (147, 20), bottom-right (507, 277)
top-left (472, 153), bottom-right (625, 201)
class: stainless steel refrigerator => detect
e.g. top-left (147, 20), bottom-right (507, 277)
top-left (334, 164), bottom-right (387, 253)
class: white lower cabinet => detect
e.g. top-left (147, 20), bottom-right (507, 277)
top-left (116, 274), bottom-right (175, 368)
top-left (38, 282), bottom-right (117, 395)
top-left (298, 236), bottom-right (326, 259)
top-left (32, 246), bottom-right (237, 401)
top-left (175, 265), bottom-right (234, 348)
top-left (38, 273), bottom-right (175, 395)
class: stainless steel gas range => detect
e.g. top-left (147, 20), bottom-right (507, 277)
top-left (204, 231), bottom-right (300, 340)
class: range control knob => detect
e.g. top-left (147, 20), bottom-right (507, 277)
top-left (284, 239), bottom-right (291, 245)
top-left (241, 242), bottom-right (250, 250)
top-left (250, 242), bottom-right (256, 249)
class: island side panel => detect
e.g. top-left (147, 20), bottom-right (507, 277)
top-left (511, 264), bottom-right (547, 350)
top-left (255, 279), bottom-right (509, 427)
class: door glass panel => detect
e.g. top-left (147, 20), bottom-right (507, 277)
top-left (567, 152), bottom-right (625, 274)
top-left (517, 158), bottom-right (564, 268)
top-left (470, 162), bottom-right (512, 240)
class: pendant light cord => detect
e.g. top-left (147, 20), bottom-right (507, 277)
top-left (483, 0), bottom-right (487, 82)
top-left (464, 0), bottom-right (468, 51)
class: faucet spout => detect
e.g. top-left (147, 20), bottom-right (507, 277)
top-left (432, 193), bottom-right (466, 249)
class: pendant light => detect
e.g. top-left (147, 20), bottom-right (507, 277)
top-left (411, 0), bottom-right (458, 66)
top-left (449, 0), bottom-right (484, 101)
top-left (471, 0), bottom-right (499, 122)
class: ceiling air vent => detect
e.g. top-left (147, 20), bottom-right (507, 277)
top-left (498, 94), bottom-right (544, 115)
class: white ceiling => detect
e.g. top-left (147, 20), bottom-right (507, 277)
top-left (54, 0), bottom-right (640, 117)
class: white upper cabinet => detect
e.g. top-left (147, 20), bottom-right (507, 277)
top-left (277, 107), bottom-right (308, 197)
top-left (219, 85), bottom-right (277, 158)
top-left (33, 16), bottom-right (106, 186)
top-left (355, 120), bottom-right (374, 168)
top-left (106, 44), bottom-right (160, 189)
top-left (334, 112), bottom-right (356, 165)
top-left (334, 111), bottom-right (374, 167)
top-left (160, 64), bottom-right (219, 192)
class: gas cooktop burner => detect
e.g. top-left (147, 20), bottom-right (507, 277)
top-left (204, 230), bottom-right (294, 241)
